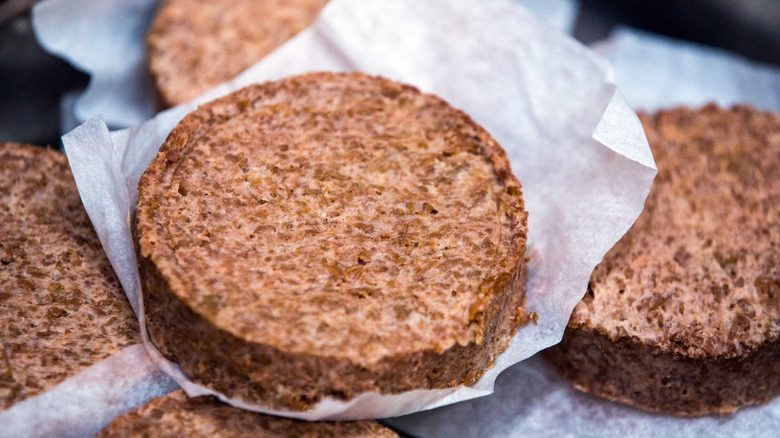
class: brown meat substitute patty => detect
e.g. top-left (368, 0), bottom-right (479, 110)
top-left (0, 143), bottom-right (139, 411)
top-left (135, 72), bottom-right (529, 410)
top-left (546, 105), bottom-right (780, 416)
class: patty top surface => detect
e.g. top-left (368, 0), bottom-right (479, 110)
top-left (97, 390), bottom-right (397, 437)
top-left (146, 0), bottom-right (329, 108)
top-left (569, 105), bottom-right (780, 359)
top-left (0, 143), bottom-right (139, 410)
top-left (136, 72), bottom-right (527, 365)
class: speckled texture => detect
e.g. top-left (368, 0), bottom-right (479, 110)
top-left (546, 104), bottom-right (780, 415)
top-left (0, 143), bottom-right (140, 411)
top-left (146, 0), bottom-right (329, 108)
top-left (96, 390), bottom-right (398, 437)
top-left (136, 72), bottom-right (529, 410)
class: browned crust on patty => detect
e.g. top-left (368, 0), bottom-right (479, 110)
top-left (546, 104), bottom-right (780, 415)
top-left (96, 390), bottom-right (398, 437)
top-left (0, 143), bottom-right (140, 411)
top-left (146, 0), bottom-right (329, 108)
top-left (136, 72), bottom-right (528, 410)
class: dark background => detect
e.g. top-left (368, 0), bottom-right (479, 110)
top-left (1, 0), bottom-right (779, 148)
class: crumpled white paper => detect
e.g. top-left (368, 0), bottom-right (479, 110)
top-left (519, 0), bottom-right (579, 35)
top-left (383, 27), bottom-right (780, 438)
top-left (33, 0), bottom-right (579, 130)
top-left (55, 0), bottom-right (654, 421)
top-left (32, 0), bottom-right (158, 128)
top-left (593, 26), bottom-right (780, 112)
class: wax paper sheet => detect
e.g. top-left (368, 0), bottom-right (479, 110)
top-left (53, 0), bottom-right (654, 421)
top-left (25, 0), bottom-right (654, 429)
top-left (32, 0), bottom-right (579, 131)
top-left (383, 26), bottom-right (780, 438)
top-left (33, 0), bottom-right (158, 128)
top-left (593, 26), bottom-right (780, 112)
top-left (519, 0), bottom-right (578, 34)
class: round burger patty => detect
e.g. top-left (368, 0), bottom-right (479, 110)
top-left (136, 72), bottom-right (529, 410)
top-left (546, 105), bottom-right (780, 416)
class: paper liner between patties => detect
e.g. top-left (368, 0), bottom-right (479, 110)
top-left (60, 0), bottom-right (656, 420)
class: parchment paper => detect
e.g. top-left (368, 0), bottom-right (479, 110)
top-left (593, 26), bottom-right (780, 112)
top-left (33, 0), bottom-right (579, 130)
top-left (31, 0), bottom-right (654, 427)
top-left (53, 0), bottom-right (654, 421)
top-left (384, 26), bottom-right (780, 438)
top-left (519, 0), bottom-right (578, 35)
top-left (33, 0), bottom-right (158, 128)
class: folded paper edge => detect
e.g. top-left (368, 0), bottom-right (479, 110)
top-left (592, 88), bottom-right (657, 171)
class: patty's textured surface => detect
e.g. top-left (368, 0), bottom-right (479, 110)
top-left (136, 72), bottom-right (529, 409)
top-left (146, 0), bottom-right (329, 108)
top-left (0, 143), bottom-right (139, 410)
top-left (547, 105), bottom-right (780, 415)
top-left (96, 390), bottom-right (398, 437)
